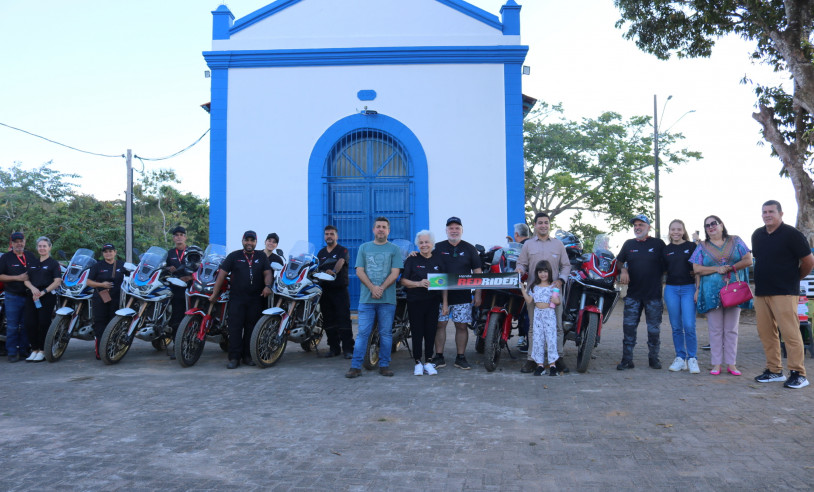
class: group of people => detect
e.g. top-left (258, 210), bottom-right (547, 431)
top-left (616, 200), bottom-right (813, 390)
top-left (2, 200), bottom-right (812, 389)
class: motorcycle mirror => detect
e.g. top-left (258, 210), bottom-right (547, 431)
top-left (123, 262), bottom-right (137, 272)
top-left (166, 277), bottom-right (187, 287)
top-left (314, 272), bottom-right (335, 282)
top-left (476, 244), bottom-right (485, 253)
top-left (57, 250), bottom-right (67, 260)
top-left (270, 262), bottom-right (284, 271)
top-left (276, 248), bottom-right (284, 257)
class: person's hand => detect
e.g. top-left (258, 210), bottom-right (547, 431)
top-left (167, 266), bottom-right (177, 273)
top-left (262, 286), bottom-right (272, 298)
top-left (180, 275), bottom-right (192, 283)
top-left (619, 271), bottom-right (630, 285)
top-left (554, 279), bottom-right (563, 289)
top-left (209, 294), bottom-right (217, 303)
top-left (371, 285), bottom-right (384, 299)
top-left (17, 272), bottom-right (29, 282)
top-left (408, 251), bottom-right (418, 257)
top-left (419, 279), bottom-right (430, 289)
top-left (694, 290), bottom-right (698, 302)
top-left (473, 290), bottom-right (482, 307)
top-left (104, 281), bottom-right (114, 289)
top-left (442, 303), bottom-right (449, 316)
top-left (31, 288), bottom-right (42, 300)
top-left (326, 269), bottom-right (336, 276)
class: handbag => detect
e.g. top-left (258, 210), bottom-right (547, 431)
top-left (719, 267), bottom-right (753, 308)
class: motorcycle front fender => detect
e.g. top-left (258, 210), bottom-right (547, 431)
top-left (55, 306), bottom-right (75, 316)
top-left (262, 307), bottom-right (285, 316)
top-left (115, 307), bottom-right (137, 317)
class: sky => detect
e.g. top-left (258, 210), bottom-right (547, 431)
top-left (0, 0), bottom-right (800, 252)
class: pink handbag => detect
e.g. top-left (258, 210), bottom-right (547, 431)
top-left (719, 267), bottom-right (753, 308)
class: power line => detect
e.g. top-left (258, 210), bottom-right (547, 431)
top-left (135, 128), bottom-right (210, 161)
top-left (0, 121), bottom-right (124, 159)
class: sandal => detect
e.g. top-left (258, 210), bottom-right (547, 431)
top-left (727, 367), bottom-right (742, 376)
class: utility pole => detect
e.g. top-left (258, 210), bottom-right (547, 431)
top-left (126, 149), bottom-right (134, 263)
top-left (653, 95), bottom-right (661, 240)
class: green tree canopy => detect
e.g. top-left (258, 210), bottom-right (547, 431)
top-left (615, 0), bottom-right (814, 245)
top-left (524, 102), bottom-right (701, 240)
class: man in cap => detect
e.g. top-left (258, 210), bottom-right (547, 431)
top-left (210, 230), bottom-right (272, 369)
top-left (0, 232), bottom-right (37, 362)
top-left (432, 216), bottom-right (482, 370)
top-left (86, 243), bottom-right (126, 360)
top-left (165, 226), bottom-right (192, 359)
top-left (616, 214), bottom-right (666, 370)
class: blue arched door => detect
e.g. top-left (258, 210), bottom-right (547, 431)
top-left (324, 129), bottom-right (413, 309)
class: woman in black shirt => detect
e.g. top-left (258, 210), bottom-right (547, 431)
top-left (24, 237), bottom-right (62, 362)
top-left (662, 220), bottom-right (699, 374)
top-left (401, 230), bottom-right (448, 376)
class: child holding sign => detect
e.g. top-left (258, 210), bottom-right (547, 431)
top-left (521, 260), bottom-right (561, 376)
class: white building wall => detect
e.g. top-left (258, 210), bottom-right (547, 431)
top-left (213, 0), bottom-right (517, 51)
top-left (225, 62), bottom-right (507, 252)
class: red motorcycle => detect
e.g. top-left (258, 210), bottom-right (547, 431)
top-left (174, 244), bottom-right (230, 367)
top-left (473, 242), bottom-right (526, 372)
top-left (560, 233), bottom-right (620, 373)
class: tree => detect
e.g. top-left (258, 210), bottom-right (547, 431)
top-left (524, 102), bottom-right (700, 238)
top-left (615, 0), bottom-right (814, 245)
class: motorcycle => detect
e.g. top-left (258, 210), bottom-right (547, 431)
top-left (472, 242), bottom-right (526, 372)
top-left (100, 246), bottom-right (183, 364)
top-left (560, 233), bottom-right (620, 373)
top-left (173, 244), bottom-right (230, 367)
top-left (250, 241), bottom-right (333, 368)
top-left (362, 239), bottom-right (413, 370)
top-left (43, 248), bottom-right (97, 362)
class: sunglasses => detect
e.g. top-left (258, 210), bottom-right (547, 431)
top-left (704, 220), bottom-right (720, 229)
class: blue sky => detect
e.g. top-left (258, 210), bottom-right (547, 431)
top-left (0, 0), bottom-right (798, 247)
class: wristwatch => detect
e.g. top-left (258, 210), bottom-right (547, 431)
top-left (265, 284), bottom-right (272, 289)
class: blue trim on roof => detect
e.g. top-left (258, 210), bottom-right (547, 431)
top-left (504, 63), bottom-right (525, 232)
top-left (230, 0), bottom-right (304, 35)
top-left (209, 69), bottom-right (228, 246)
top-left (212, 5), bottom-right (235, 40)
top-left (500, 1), bottom-right (521, 36)
top-left (204, 46), bottom-right (528, 69)
top-left (226, 0), bottom-right (504, 36)
top-left (307, 113), bottom-right (429, 256)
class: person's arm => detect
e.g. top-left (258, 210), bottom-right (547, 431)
top-left (557, 244), bottom-right (570, 288)
top-left (209, 269), bottom-right (229, 302)
top-left (516, 245), bottom-right (529, 275)
top-left (333, 257), bottom-right (346, 275)
top-left (380, 267), bottom-right (401, 291)
top-left (441, 290), bottom-right (449, 315)
top-left (800, 253), bottom-right (814, 280)
top-left (86, 266), bottom-right (113, 290)
top-left (262, 266), bottom-right (272, 297)
top-left (520, 284), bottom-right (533, 304)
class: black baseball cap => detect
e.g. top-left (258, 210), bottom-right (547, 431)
top-left (171, 226), bottom-right (187, 235)
top-left (10, 232), bottom-right (24, 241)
top-left (102, 243), bottom-right (116, 251)
top-left (446, 216), bottom-right (462, 226)
top-left (266, 233), bottom-right (279, 242)
top-left (243, 230), bottom-right (257, 240)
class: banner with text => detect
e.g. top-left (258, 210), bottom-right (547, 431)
top-left (427, 272), bottom-right (521, 290)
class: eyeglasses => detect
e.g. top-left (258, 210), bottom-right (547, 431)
top-left (704, 221), bottom-right (720, 229)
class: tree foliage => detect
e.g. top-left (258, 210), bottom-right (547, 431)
top-left (0, 164), bottom-right (208, 260)
top-left (524, 102), bottom-right (701, 236)
top-left (615, 0), bottom-right (814, 245)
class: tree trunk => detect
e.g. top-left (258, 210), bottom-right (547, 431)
top-left (753, 104), bottom-right (814, 247)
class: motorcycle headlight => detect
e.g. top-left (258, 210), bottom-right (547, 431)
top-left (588, 270), bottom-right (603, 280)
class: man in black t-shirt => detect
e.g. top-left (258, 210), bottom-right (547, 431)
top-left (165, 226), bottom-right (192, 359)
top-left (210, 230), bottom-right (272, 369)
top-left (432, 216), bottom-right (482, 370)
top-left (751, 200), bottom-right (814, 389)
top-left (616, 215), bottom-right (666, 370)
top-left (0, 232), bottom-right (37, 361)
top-left (317, 225), bottom-right (354, 358)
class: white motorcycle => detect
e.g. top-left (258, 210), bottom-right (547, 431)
top-left (44, 248), bottom-right (97, 362)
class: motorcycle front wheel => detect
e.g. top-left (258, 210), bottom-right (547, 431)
top-left (484, 313), bottom-right (503, 372)
top-left (363, 324), bottom-right (380, 370)
top-left (576, 312), bottom-right (599, 373)
top-left (250, 314), bottom-right (286, 368)
top-left (473, 312), bottom-right (486, 354)
top-left (100, 315), bottom-right (135, 365)
top-left (44, 314), bottom-right (72, 362)
top-left (174, 314), bottom-right (205, 367)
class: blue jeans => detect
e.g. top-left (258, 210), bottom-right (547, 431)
top-left (663, 284), bottom-right (697, 359)
top-left (4, 292), bottom-right (29, 356)
top-left (621, 297), bottom-right (662, 361)
top-left (351, 302), bottom-right (396, 369)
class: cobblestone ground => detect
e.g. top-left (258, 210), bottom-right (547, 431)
top-left (1, 310), bottom-right (813, 491)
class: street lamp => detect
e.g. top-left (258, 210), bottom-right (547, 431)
top-left (653, 95), bottom-right (694, 240)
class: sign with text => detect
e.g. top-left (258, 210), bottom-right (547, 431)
top-left (428, 272), bottom-right (521, 290)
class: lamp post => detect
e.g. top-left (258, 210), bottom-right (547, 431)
top-left (653, 94), bottom-right (671, 240)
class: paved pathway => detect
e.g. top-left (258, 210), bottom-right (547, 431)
top-left (1, 311), bottom-right (812, 490)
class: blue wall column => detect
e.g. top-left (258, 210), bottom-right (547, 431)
top-left (208, 68), bottom-right (228, 245)
top-left (504, 62), bottom-right (525, 233)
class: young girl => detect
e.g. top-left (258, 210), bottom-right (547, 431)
top-left (521, 260), bottom-right (561, 376)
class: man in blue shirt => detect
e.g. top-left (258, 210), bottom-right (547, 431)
top-left (346, 217), bottom-right (403, 378)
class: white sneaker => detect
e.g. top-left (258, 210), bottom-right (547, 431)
top-left (668, 357), bottom-right (687, 372)
top-left (424, 362), bottom-right (438, 376)
top-left (414, 362), bottom-right (424, 376)
top-left (687, 358), bottom-right (700, 374)
top-left (25, 352), bottom-right (37, 361)
top-left (33, 352), bottom-right (46, 362)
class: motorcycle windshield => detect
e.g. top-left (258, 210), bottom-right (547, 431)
top-left (136, 246), bottom-right (168, 284)
top-left (284, 241), bottom-right (316, 283)
top-left (64, 248), bottom-right (96, 285)
top-left (391, 239), bottom-right (415, 261)
top-left (198, 244), bottom-right (227, 284)
top-left (592, 234), bottom-right (616, 273)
